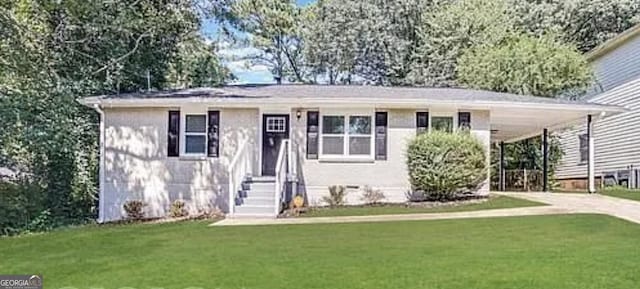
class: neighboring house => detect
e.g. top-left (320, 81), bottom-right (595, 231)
top-left (0, 167), bottom-right (16, 180)
top-left (556, 24), bottom-right (640, 190)
top-left (80, 85), bottom-right (621, 221)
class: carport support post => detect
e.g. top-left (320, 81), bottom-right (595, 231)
top-left (499, 141), bottom-right (505, 191)
top-left (542, 128), bottom-right (549, 192)
top-left (587, 115), bottom-right (596, 194)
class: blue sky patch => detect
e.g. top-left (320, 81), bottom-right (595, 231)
top-left (201, 0), bottom-right (315, 84)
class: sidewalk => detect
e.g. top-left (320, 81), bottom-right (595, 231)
top-left (212, 204), bottom-right (574, 226)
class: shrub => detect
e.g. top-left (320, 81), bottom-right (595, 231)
top-left (406, 130), bottom-right (488, 200)
top-left (360, 186), bottom-right (386, 205)
top-left (123, 200), bottom-right (145, 220)
top-left (170, 200), bottom-right (188, 218)
top-left (322, 185), bottom-right (347, 207)
top-left (0, 180), bottom-right (50, 236)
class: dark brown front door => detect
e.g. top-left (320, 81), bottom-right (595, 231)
top-left (262, 114), bottom-right (290, 176)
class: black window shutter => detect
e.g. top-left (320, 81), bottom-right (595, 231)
top-left (207, 111), bottom-right (220, 157)
top-left (307, 111), bottom-right (319, 159)
top-left (168, 110), bottom-right (180, 157)
top-left (458, 112), bottom-right (471, 130)
top-left (416, 112), bottom-right (429, 134)
top-left (375, 112), bottom-right (388, 160)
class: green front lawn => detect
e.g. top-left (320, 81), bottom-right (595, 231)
top-left (300, 195), bottom-right (544, 217)
top-left (555, 187), bottom-right (640, 202)
top-left (600, 187), bottom-right (640, 201)
top-left (2, 214), bottom-right (640, 288)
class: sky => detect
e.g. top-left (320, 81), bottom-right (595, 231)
top-left (201, 0), bottom-right (316, 84)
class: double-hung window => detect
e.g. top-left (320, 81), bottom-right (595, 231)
top-left (184, 114), bottom-right (207, 155)
top-left (321, 114), bottom-right (373, 158)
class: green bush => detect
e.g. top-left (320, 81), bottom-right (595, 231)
top-left (0, 180), bottom-right (52, 235)
top-left (406, 131), bottom-right (488, 200)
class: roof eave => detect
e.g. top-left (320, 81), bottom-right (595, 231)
top-left (586, 23), bottom-right (640, 61)
top-left (78, 97), bottom-right (101, 107)
top-left (80, 96), bottom-right (626, 115)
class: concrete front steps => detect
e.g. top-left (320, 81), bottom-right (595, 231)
top-left (232, 176), bottom-right (277, 218)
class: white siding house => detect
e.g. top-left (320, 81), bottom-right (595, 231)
top-left (81, 85), bottom-right (622, 221)
top-left (556, 24), bottom-right (640, 189)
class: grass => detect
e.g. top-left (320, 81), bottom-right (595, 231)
top-left (555, 187), bottom-right (640, 201)
top-left (300, 195), bottom-right (544, 217)
top-left (2, 214), bottom-right (640, 288)
top-left (599, 187), bottom-right (640, 201)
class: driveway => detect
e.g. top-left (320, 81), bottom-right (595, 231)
top-left (496, 192), bottom-right (640, 224)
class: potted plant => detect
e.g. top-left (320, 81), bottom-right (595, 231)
top-left (292, 194), bottom-right (304, 208)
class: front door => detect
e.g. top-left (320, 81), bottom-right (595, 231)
top-left (262, 114), bottom-right (290, 176)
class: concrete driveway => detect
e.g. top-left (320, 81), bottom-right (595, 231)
top-left (496, 192), bottom-right (640, 224)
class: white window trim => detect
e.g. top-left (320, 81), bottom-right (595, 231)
top-left (180, 107), bottom-right (208, 157)
top-left (266, 116), bottom-right (287, 133)
top-left (319, 109), bottom-right (375, 161)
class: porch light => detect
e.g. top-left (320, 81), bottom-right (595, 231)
top-left (296, 109), bottom-right (302, 120)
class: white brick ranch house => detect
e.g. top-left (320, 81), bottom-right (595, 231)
top-left (80, 85), bottom-right (623, 221)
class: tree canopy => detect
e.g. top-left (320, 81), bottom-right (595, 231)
top-left (231, 0), bottom-right (304, 83)
top-left (0, 0), bottom-right (231, 235)
top-left (458, 34), bottom-right (593, 97)
top-left (225, 0), bottom-right (639, 88)
top-left (409, 0), bottom-right (514, 86)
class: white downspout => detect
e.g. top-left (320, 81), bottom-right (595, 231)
top-left (93, 104), bottom-right (106, 223)
top-left (587, 114), bottom-right (596, 194)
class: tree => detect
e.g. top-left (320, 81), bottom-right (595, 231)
top-left (510, 0), bottom-right (640, 53)
top-left (231, 0), bottom-right (304, 83)
top-left (408, 0), bottom-right (514, 86)
top-left (457, 33), bottom-right (592, 188)
top-left (300, 0), bottom-right (359, 84)
top-left (458, 34), bottom-right (593, 97)
top-left (166, 35), bottom-right (234, 88)
top-left (0, 0), bottom-right (228, 234)
top-left (301, 0), bottom-right (428, 85)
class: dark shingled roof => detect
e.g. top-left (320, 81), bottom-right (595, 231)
top-left (88, 84), bottom-right (611, 107)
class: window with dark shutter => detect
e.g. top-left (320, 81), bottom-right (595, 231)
top-left (458, 112), bottom-right (471, 130)
top-left (168, 110), bottom-right (180, 157)
top-left (416, 112), bottom-right (429, 134)
top-left (307, 111), bottom-right (319, 159)
top-left (375, 112), bottom-right (388, 160)
top-left (207, 111), bottom-right (220, 157)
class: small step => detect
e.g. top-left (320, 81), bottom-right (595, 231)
top-left (246, 182), bottom-right (275, 192)
top-left (249, 176), bottom-right (276, 183)
top-left (242, 196), bottom-right (276, 206)
top-left (234, 205), bottom-right (276, 216)
top-left (231, 213), bottom-right (276, 219)
top-left (245, 190), bottom-right (274, 197)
